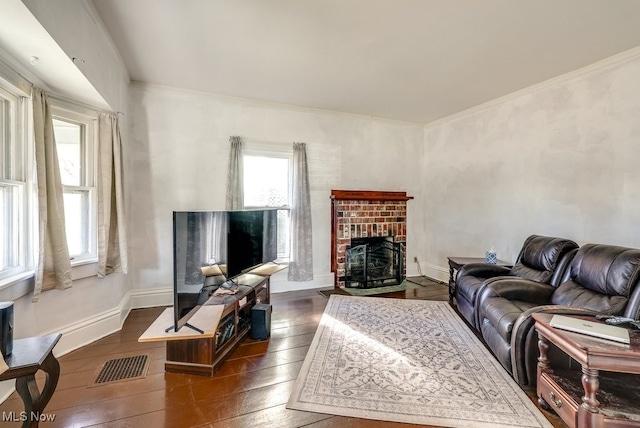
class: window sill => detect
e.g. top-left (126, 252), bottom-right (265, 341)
top-left (0, 271), bottom-right (34, 291)
top-left (70, 260), bottom-right (99, 281)
top-left (0, 261), bottom-right (99, 301)
top-left (0, 271), bottom-right (34, 301)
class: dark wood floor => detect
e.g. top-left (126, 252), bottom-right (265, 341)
top-left (0, 278), bottom-right (567, 427)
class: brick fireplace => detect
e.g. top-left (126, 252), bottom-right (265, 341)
top-left (330, 190), bottom-right (413, 288)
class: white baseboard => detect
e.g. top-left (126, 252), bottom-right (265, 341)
top-left (50, 287), bottom-right (172, 357)
top-left (0, 287), bottom-right (173, 404)
top-left (420, 262), bottom-right (450, 283)
top-left (127, 287), bottom-right (173, 310)
top-left (270, 272), bottom-right (334, 293)
top-left (407, 261), bottom-right (449, 283)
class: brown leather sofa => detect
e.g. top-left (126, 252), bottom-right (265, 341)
top-left (476, 243), bottom-right (640, 386)
top-left (454, 235), bottom-right (579, 329)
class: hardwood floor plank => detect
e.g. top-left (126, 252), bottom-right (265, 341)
top-left (217, 403), bottom-right (334, 428)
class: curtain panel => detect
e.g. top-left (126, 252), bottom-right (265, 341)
top-left (288, 142), bottom-right (313, 281)
top-left (225, 136), bottom-right (244, 210)
top-left (32, 87), bottom-right (72, 302)
top-left (97, 113), bottom-right (129, 277)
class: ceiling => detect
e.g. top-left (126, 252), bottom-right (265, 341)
top-left (9, 0), bottom-right (640, 124)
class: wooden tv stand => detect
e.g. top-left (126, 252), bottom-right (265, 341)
top-left (164, 272), bottom-right (274, 376)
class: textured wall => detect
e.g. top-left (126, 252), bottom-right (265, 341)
top-left (128, 84), bottom-right (423, 292)
top-left (414, 51), bottom-right (640, 279)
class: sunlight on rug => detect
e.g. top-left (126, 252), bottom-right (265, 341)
top-left (287, 296), bottom-right (553, 428)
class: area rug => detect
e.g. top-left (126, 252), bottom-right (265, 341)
top-left (287, 295), bottom-right (552, 428)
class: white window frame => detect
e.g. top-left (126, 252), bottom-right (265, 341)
top-left (242, 147), bottom-right (292, 261)
top-left (0, 85), bottom-right (30, 285)
top-left (0, 62), bottom-right (101, 293)
top-left (51, 104), bottom-right (98, 266)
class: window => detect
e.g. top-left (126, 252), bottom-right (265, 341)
top-left (243, 152), bottom-right (291, 260)
top-left (0, 67), bottom-right (99, 288)
top-left (52, 108), bottom-right (97, 264)
top-left (0, 87), bottom-right (28, 282)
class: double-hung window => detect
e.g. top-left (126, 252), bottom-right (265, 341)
top-left (0, 86), bottom-right (28, 282)
top-left (52, 107), bottom-right (97, 264)
top-left (243, 150), bottom-right (291, 260)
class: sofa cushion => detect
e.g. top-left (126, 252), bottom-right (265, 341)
top-left (552, 244), bottom-right (640, 314)
top-left (568, 244), bottom-right (640, 296)
top-left (551, 280), bottom-right (627, 314)
top-left (509, 235), bottom-right (578, 284)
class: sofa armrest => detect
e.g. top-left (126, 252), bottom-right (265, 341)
top-left (510, 305), bottom-right (604, 386)
top-left (457, 263), bottom-right (511, 279)
top-left (473, 279), bottom-right (556, 333)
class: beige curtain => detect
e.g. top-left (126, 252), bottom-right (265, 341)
top-left (225, 136), bottom-right (244, 210)
top-left (32, 87), bottom-right (72, 302)
top-left (97, 113), bottom-right (129, 277)
top-left (288, 142), bottom-right (313, 281)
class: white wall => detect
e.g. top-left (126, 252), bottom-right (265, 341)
top-left (128, 83), bottom-right (424, 295)
top-left (414, 50), bottom-right (640, 280)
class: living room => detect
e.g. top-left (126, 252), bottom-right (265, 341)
top-left (1, 1), bottom-right (640, 426)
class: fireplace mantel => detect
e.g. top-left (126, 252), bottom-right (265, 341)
top-left (330, 190), bottom-right (413, 288)
top-left (330, 190), bottom-right (414, 202)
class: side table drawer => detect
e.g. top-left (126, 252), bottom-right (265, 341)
top-left (538, 373), bottom-right (578, 428)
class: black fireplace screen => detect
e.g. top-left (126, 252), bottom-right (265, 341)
top-left (344, 237), bottom-right (404, 288)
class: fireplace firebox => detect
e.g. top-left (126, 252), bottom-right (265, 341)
top-left (345, 237), bottom-right (404, 288)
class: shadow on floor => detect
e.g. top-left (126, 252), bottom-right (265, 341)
top-left (318, 276), bottom-right (443, 298)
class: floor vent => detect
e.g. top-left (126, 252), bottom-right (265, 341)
top-left (92, 354), bottom-right (149, 386)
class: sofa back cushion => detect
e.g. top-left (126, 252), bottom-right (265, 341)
top-left (509, 235), bottom-right (579, 285)
top-left (552, 244), bottom-right (640, 315)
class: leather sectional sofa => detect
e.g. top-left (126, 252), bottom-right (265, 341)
top-left (454, 235), bottom-right (640, 387)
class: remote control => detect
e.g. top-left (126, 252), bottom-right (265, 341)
top-left (604, 316), bottom-right (635, 325)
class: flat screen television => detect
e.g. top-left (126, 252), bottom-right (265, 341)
top-left (169, 209), bottom-right (279, 333)
top-left (227, 209), bottom-right (278, 279)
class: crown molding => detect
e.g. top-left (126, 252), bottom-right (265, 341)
top-left (131, 81), bottom-right (424, 128)
top-left (423, 46), bottom-right (640, 130)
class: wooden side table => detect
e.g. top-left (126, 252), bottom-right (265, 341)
top-left (0, 333), bottom-right (62, 428)
top-left (533, 313), bottom-right (640, 428)
top-left (446, 256), bottom-right (511, 302)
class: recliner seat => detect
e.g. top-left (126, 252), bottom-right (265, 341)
top-left (454, 235), bottom-right (578, 329)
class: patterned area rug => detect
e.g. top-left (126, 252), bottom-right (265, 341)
top-left (287, 295), bottom-right (552, 428)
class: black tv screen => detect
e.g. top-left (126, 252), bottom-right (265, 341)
top-left (227, 209), bottom-right (278, 278)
